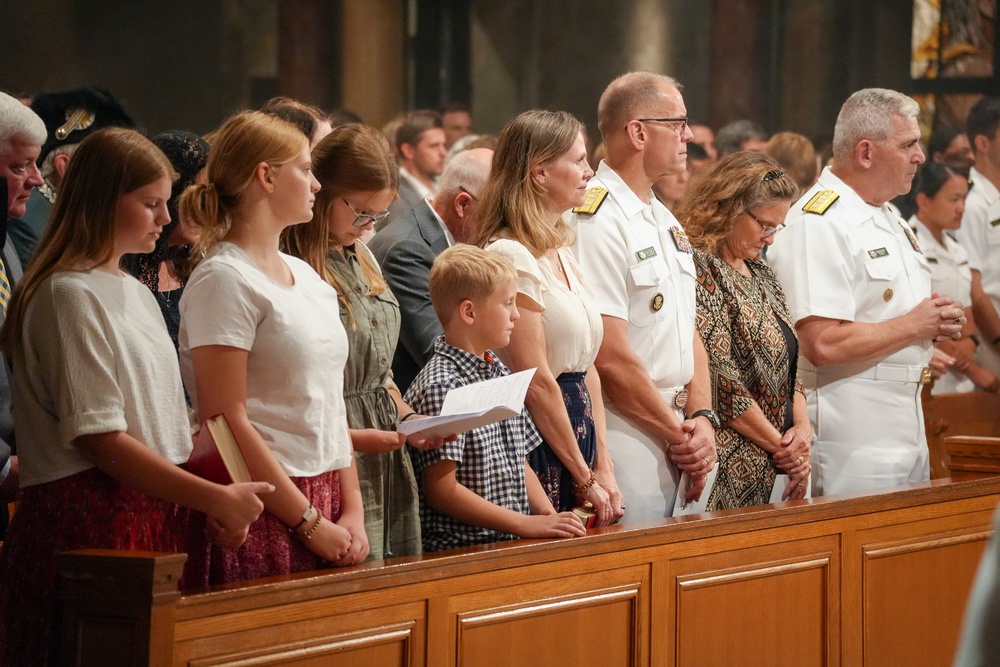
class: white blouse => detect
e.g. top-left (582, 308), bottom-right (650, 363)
top-left (485, 238), bottom-right (604, 376)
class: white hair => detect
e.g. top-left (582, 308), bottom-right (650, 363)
top-left (435, 147), bottom-right (493, 200)
top-left (0, 92), bottom-right (46, 154)
top-left (832, 88), bottom-right (919, 161)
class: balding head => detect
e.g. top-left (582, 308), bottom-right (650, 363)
top-left (431, 147), bottom-right (493, 243)
top-left (597, 71), bottom-right (682, 140)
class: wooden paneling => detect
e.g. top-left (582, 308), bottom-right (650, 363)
top-left (946, 436), bottom-right (1000, 481)
top-left (922, 385), bottom-right (1000, 479)
top-left (54, 478), bottom-right (1000, 667)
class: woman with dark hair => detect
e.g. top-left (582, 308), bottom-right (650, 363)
top-left (0, 128), bottom-right (268, 665)
top-left (123, 130), bottom-right (209, 349)
top-left (675, 151), bottom-right (812, 509)
top-left (910, 162), bottom-right (999, 393)
top-left (286, 124), bottom-right (446, 559)
top-left (470, 110), bottom-right (623, 526)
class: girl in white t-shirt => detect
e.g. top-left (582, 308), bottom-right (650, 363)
top-left (178, 111), bottom-right (368, 586)
top-left (0, 128), bottom-right (270, 666)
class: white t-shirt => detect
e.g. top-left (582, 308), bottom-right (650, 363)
top-left (14, 270), bottom-right (192, 487)
top-left (179, 242), bottom-right (352, 477)
top-left (485, 238), bottom-right (604, 376)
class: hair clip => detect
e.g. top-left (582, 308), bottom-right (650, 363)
top-left (762, 169), bottom-right (785, 182)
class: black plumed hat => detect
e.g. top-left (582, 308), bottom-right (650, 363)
top-left (30, 86), bottom-right (135, 163)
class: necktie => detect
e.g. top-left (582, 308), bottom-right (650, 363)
top-left (0, 258), bottom-right (11, 315)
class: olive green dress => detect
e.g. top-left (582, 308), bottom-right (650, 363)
top-left (328, 243), bottom-right (421, 559)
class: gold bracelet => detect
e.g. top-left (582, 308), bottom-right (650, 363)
top-left (299, 507), bottom-right (324, 541)
top-left (574, 470), bottom-right (598, 496)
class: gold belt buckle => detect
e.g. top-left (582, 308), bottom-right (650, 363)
top-left (919, 367), bottom-right (932, 385)
top-left (673, 390), bottom-right (689, 410)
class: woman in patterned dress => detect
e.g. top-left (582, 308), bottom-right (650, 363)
top-left (285, 124), bottom-right (447, 560)
top-left (675, 151), bottom-right (812, 509)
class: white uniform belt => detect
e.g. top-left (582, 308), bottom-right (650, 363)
top-left (658, 386), bottom-right (689, 410)
top-left (822, 362), bottom-right (932, 385)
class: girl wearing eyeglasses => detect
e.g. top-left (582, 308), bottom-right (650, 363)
top-left (178, 111), bottom-right (369, 585)
top-left (676, 151), bottom-right (813, 509)
top-left (285, 123), bottom-right (448, 560)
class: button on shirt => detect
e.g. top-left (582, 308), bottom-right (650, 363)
top-left (569, 161), bottom-right (696, 389)
top-left (404, 337), bottom-right (542, 553)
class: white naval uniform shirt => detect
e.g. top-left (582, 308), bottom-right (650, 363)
top-left (911, 216), bottom-right (975, 394)
top-left (957, 167), bottom-right (1000, 376)
top-left (768, 167), bottom-right (933, 497)
top-left (568, 161), bottom-right (698, 521)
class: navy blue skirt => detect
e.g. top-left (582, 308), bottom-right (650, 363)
top-left (528, 371), bottom-right (597, 512)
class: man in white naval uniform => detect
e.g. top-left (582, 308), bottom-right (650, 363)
top-left (958, 97), bottom-right (1000, 379)
top-left (769, 88), bottom-right (965, 497)
top-left (569, 72), bottom-right (718, 522)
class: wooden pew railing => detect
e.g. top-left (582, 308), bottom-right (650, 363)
top-left (54, 478), bottom-right (1000, 667)
top-left (922, 383), bottom-right (1000, 479)
top-left (946, 435), bottom-right (1000, 481)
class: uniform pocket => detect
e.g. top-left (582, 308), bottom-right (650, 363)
top-left (628, 261), bottom-right (666, 328)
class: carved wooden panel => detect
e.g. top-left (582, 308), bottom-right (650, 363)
top-left (176, 602), bottom-right (424, 667)
top-left (861, 526), bottom-right (992, 667)
top-left (668, 536), bottom-right (839, 667)
top-left (447, 566), bottom-right (647, 667)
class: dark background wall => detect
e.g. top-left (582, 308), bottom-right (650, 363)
top-left (0, 0), bottom-right (965, 142)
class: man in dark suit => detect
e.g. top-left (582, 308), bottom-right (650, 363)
top-left (0, 92), bottom-right (45, 538)
top-left (369, 147), bottom-right (492, 392)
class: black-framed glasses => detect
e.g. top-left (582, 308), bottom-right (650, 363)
top-left (458, 185), bottom-right (479, 201)
top-left (627, 117), bottom-right (689, 133)
top-left (343, 199), bottom-right (391, 228)
top-left (746, 209), bottom-right (785, 238)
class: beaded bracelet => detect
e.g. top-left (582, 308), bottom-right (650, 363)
top-left (574, 470), bottom-right (598, 496)
top-left (290, 504), bottom-right (316, 533)
top-left (299, 507), bottom-right (324, 541)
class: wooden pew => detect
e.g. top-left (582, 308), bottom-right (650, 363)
top-left (922, 383), bottom-right (1000, 479)
top-left (946, 435), bottom-right (1000, 481)
top-left (54, 478), bottom-right (1000, 667)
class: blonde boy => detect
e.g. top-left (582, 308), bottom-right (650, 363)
top-left (404, 245), bottom-right (586, 552)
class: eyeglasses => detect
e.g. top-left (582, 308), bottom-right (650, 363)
top-left (343, 199), bottom-right (391, 228)
top-left (458, 185), bottom-right (479, 201)
top-left (746, 210), bottom-right (785, 238)
top-left (627, 117), bottom-right (689, 133)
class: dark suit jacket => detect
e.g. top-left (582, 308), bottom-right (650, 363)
top-left (381, 172), bottom-right (426, 233)
top-left (368, 200), bottom-right (448, 393)
top-left (0, 232), bottom-right (23, 538)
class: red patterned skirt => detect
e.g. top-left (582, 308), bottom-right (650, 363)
top-left (181, 470), bottom-right (341, 589)
top-left (0, 467), bottom-right (186, 667)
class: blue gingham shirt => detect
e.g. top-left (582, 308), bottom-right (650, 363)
top-left (404, 336), bottom-right (542, 552)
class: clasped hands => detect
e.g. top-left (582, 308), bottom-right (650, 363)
top-left (667, 417), bottom-right (718, 503)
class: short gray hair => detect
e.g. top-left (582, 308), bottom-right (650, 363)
top-left (597, 71), bottom-right (681, 139)
top-left (435, 147), bottom-right (492, 201)
top-left (832, 88), bottom-right (919, 161)
top-left (0, 92), bottom-right (46, 154)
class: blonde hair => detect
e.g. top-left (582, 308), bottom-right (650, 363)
top-left (429, 244), bottom-right (517, 327)
top-left (0, 128), bottom-right (175, 353)
top-left (675, 151), bottom-right (799, 255)
top-left (178, 111), bottom-right (306, 257)
top-left (764, 132), bottom-right (818, 190)
top-left (470, 110), bottom-right (581, 257)
top-left (284, 124), bottom-right (397, 322)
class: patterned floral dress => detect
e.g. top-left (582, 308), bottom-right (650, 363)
top-left (693, 250), bottom-right (801, 510)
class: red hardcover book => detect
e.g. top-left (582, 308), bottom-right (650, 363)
top-left (187, 414), bottom-right (253, 484)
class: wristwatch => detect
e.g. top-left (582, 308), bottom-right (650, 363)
top-left (690, 408), bottom-right (721, 429)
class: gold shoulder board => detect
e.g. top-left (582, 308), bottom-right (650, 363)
top-left (802, 189), bottom-right (839, 215)
top-left (573, 186), bottom-right (609, 215)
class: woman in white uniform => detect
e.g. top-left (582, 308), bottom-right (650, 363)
top-left (910, 162), bottom-right (999, 393)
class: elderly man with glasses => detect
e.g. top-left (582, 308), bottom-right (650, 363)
top-left (768, 88), bottom-right (965, 497)
top-left (569, 71), bottom-right (718, 522)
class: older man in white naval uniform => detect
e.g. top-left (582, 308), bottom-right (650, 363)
top-left (569, 71), bottom-right (718, 522)
top-left (768, 88), bottom-right (965, 497)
